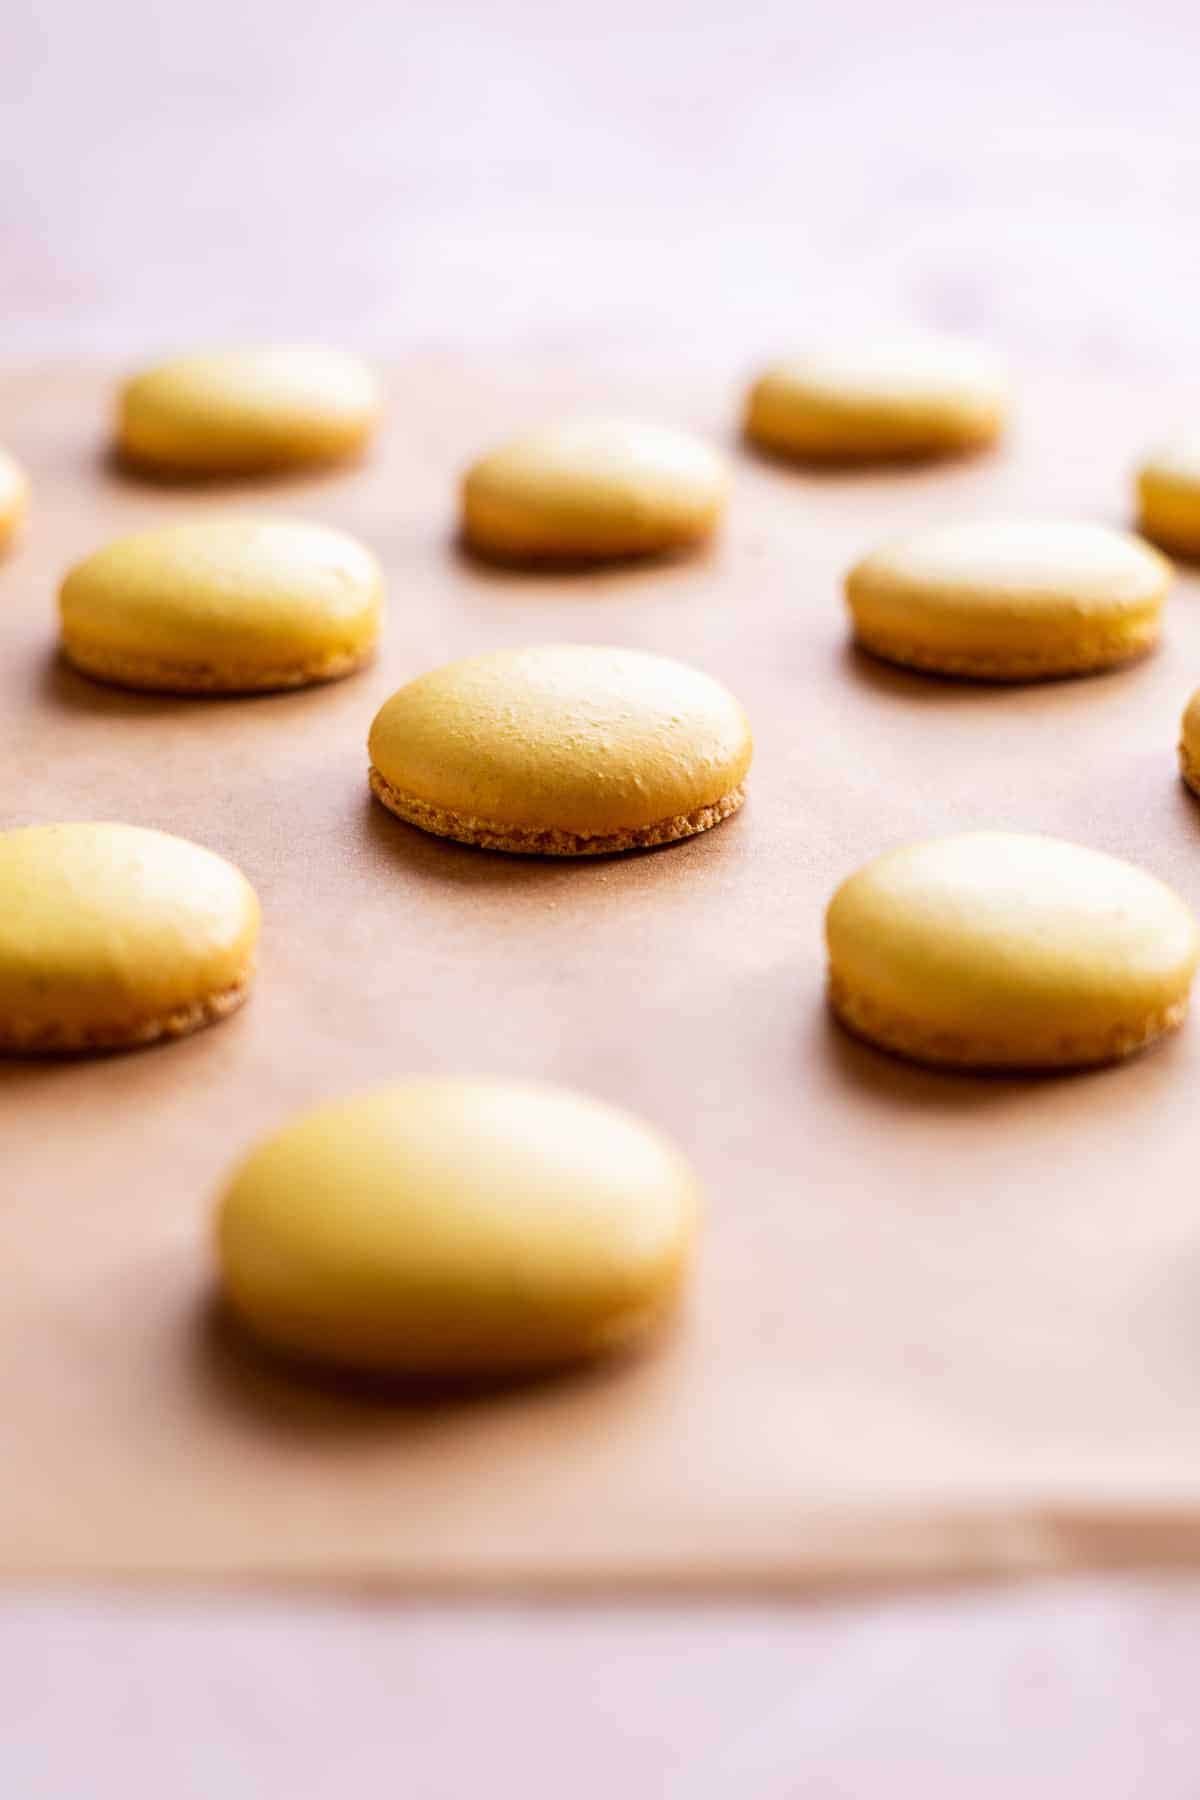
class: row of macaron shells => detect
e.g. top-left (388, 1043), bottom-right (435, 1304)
top-left (4, 341), bottom-right (1200, 1380)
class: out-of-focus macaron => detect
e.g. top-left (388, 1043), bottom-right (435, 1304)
top-left (0, 822), bottom-right (259, 1053)
top-left (0, 447), bottom-right (29, 553)
top-left (845, 520), bottom-right (1169, 680)
top-left (216, 1077), bottom-right (700, 1376)
top-left (59, 517), bottom-right (383, 693)
top-left (826, 832), bottom-right (1198, 1070)
top-left (116, 346), bottom-right (379, 475)
top-left (745, 337), bottom-right (1007, 463)
top-left (1138, 439), bottom-right (1200, 560)
top-left (461, 417), bottom-right (728, 563)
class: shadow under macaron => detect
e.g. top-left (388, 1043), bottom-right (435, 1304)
top-left (451, 525), bottom-right (721, 585)
top-left (193, 1290), bottom-right (661, 1432)
top-left (97, 440), bottom-right (372, 497)
top-left (737, 425), bottom-right (1002, 483)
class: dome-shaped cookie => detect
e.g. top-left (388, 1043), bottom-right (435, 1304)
top-left (826, 832), bottom-right (1198, 1069)
top-left (0, 447), bottom-right (28, 553)
top-left (368, 644), bottom-right (752, 854)
top-left (0, 823), bottom-right (260, 1053)
top-left (461, 418), bottom-right (728, 562)
top-left (117, 346), bottom-right (379, 475)
top-left (745, 338), bottom-right (1007, 463)
top-left (845, 520), bottom-right (1169, 679)
top-left (1138, 439), bottom-right (1200, 559)
top-left (60, 517), bottom-right (383, 693)
top-left (217, 1078), bottom-right (700, 1376)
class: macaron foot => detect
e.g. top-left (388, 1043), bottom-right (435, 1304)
top-left (828, 976), bottom-right (1188, 1072)
top-left (852, 625), bottom-right (1159, 682)
top-left (61, 639), bottom-right (374, 695)
top-left (368, 765), bottom-right (745, 856)
top-left (0, 970), bottom-right (253, 1056)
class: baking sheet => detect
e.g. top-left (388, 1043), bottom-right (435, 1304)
top-left (5, 357), bottom-right (1200, 1590)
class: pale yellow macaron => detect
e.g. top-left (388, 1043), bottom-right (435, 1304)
top-left (1138, 439), bottom-right (1200, 560)
top-left (0, 447), bottom-right (29, 553)
top-left (1178, 688), bottom-right (1200, 797)
top-left (368, 644), bottom-right (752, 855)
top-left (461, 417), bottom-right (728, 563)
top-left (745, 337), bottom-right (1007, 462)
top-left (845, 520), bottom-right (1170, 680)
top-left (59, 517), bottom-right (383, 693)
top-left (0, 822), bottom-right (259, 1053)
top-left (116, 346), bottom-right (380, 476)
top-left (216, 1077), bottom-right (699, 1376)
top-left (826, 832), bottom-right (1198, 1070)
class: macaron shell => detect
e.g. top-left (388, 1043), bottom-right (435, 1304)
top-left (117, 346), bottom-right (379, 475)
top-left (745, 339), bottom-right (1007, 462)
top-left (0, 447), bottom-right (29, 552)
top-left (1138, 441), bottom-right (1200, 559)
top-left (1179, 687), bottom-right (1200, 796)
top-left (826, 832), bottom-right (1199, 1069)
top-left (0, 823), bottom-right (260, 1052)
top-left (846, 521), bottom-right (1169, 679)
top-left (367, 644), bottom-right (753, 846)
top-left (462, 418), bottom-right (728, 561)
top-left (216, 1078), bottom-right (700, 1375)
top-left (59, 518), bottom-right (383, 692)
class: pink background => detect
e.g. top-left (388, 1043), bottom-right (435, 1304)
top-left (5, 0), bottom-right (1200, 1790)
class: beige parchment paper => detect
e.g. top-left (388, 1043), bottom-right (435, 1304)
top-left (4, 358), bottom-right (1200, 1591)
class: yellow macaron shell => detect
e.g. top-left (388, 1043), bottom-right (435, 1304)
top-left (60, 518), bottom-right (383, 692)
top-left (117, 346), bottom-right (380, 475)
top-left (0, 447), bottom-right (29, 552)
top-left (846, 520), bottom-right (1169, 679)
top-left (1138, 440), bottom-right (1200, 559)
top-left (0, 823), bottom-right (260, 1052)
top-left (461, 418), bottom-right (729, 562)
top-left (216, 1078), bottom-right (700, 1375)
top-left (1179, 687), bottom-right (1200, 796)
top-left (368, 644), bottom-right (753, 853)
top-left (745, 338), bottom-right (1007, 462)
top-left (826, 833), bottom-right (1199, 1069)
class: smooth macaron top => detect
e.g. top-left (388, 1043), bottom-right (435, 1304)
top-left (826, 832), bottom-right (1198, 1065)
top-left (368, 644), bottom-right (753, 837)
top-left (117, 345), bottom-right (380, 474)
top-left (846, 519), bottom-right (1170, 673)
top-left (1138, 438), bottom-right (1200, 555)
top-left (0, 446), bottom-right (29, 550)
top-left (745, 337), bottom-right (1007, 461)
top-left (0, 823), bottom-right (260, 1049)
top-left (1179, 687), bottom-right (1200, 792)
top-left (60, 518), bottom-right (383, 689)
top-left (216, 1077), bottom-right (700, 1374)
top-left (461, 417), bottom-right (729, 560)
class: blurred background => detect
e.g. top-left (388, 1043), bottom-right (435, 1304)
top-left (7, 0), bottom-right (1199, 373)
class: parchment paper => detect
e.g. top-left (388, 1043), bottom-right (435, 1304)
top-left (5, 358), bottom-right (1200, 1591)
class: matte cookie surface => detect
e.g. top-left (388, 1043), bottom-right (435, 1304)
top-left (461, 417), bottom-right (728, 562)
top-left (1179, 687), bottom-right (1200, 798)
top-left (0, 822), bottom-right (260, 1053)
top-left (825, 831), bottom-right (1198, 1069)
top-left (116, 345), bottom-right (379, 475)
top-left (0, 447), bottom-right (28, 553)
top-left (1138, 439), bottom-right (1200, 559)
top-left (217, 1077), bottom-right (700, 1376)
top-left (59, 517), bottom-right (383, 693)
top-left (745, 338), bottom-right (1007, 463)
top-left (845, 519), bottom-right (1169, 679)
top-left (368, 643), bottom-right (752, 854)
